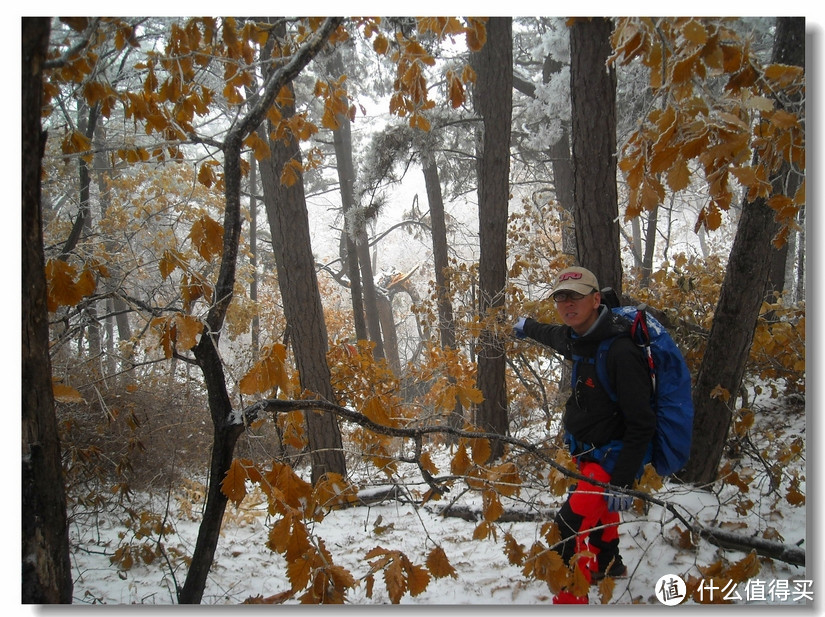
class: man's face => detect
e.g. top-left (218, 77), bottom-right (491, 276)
top-left (553, 290), bottom-right (601, 334)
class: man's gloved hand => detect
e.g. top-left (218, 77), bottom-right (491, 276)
top-left (513, 317), bottom-right (527, 339)
top-left (605, 488), bottom-right (633, 512)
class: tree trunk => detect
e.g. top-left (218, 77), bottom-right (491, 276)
top-left (641, 204), bottom-right (659, 287)
top-left (259, 132), bottom-right (350, 481)
top-left (765, 18), bottom-right (805, 303)
top-left (795, 205), bottom-right (805, 301)
top-left (328, 51), bottom-right (383, 355)
top-left (178, 384), bottom-right (243, 603)
top-left (355, 226), bottom-right (385, 359)
top-left (631, 215), bottom-right (642, 270)
top-left (376, 291), bottom-right (401, 373)
top-left (93, 123), bottom-right (133, 380)
top-left (569, 17), bottom-right (621, 291)
top-left (259, 25), bottom-right (346, 483)
top-left (681, 17), bottom-right (805, 485)
top-left (248, 153), bottom-right (260, 360)
top-left (179, 124), bottom-right (247, 603)
top-left (22, 16), bottom-right (74, 604)
top-left (472, 17), bottom-right (512, 461)
top-left (334, 135), bottom-right (369, 343)
top-left (423, 157), bottom-right (463, 435)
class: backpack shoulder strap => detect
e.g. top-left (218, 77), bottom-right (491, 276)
top-left (571, 335), bottom-right (620, 400)
top-left (594, 337), bottom-right (618, 402)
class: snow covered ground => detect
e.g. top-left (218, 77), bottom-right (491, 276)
top-left (62, 398), bottom-right (810, 608)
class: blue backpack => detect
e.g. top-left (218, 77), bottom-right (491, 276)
top-left (573, 304), bottom-right (694, 477)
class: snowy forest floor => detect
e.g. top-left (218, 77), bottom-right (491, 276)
top-left (63, 392), bottom-right (810, 607)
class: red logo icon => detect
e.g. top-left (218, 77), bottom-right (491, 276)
top-left (558, 272), bottom-right (583, 282)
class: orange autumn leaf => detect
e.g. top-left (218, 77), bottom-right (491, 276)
top-left (222, 458), bottom-right (253, 506)
top-left (503, 533), bottom-right (526, 566)
top-left (311, 472), bottom-right (358, 510)
top-left (159, 249), bottom-right (185, 280)
top-left (666, 156), bottom-right (691, 192)
top-left (53, 381), bottom-right (84, 403)
top-left (279, 410), bottom-right (307, 450)
top-left (45, 259), bottom-right (97, 312)
top-left (446, 71), bottom-right (465, 108)
top-left (457, 383), bottom-right (484, 407)
top-left (373, 34), bottom-right (389, 55)
top-left (280, 158), bottom-right (303, 187)
top-left (418, 450), bottom-right (438, 476)
top-left (482, 489), bottom-right (503, 522)
top-left (243, 131), bottom-right (271, 161)
top-left (470, 437), bottom-right (491, 465)
top-left (239, 344), bottom-right (289, 395)
top-left (286, 554), bottom-right (313, 591)
top-left (173, 314), bottom-right (202, 351)
top-left (786, 486), bottom-right (805, 506)
top-left (197, 161), bottom-right (218, 187)
top-left (60, 130), bottom-right (92, 158)
top-left (189, 214), bottom-right (224, 261)
top-left (407, 562), bottom-right (430, 597)
top-left (425, 546), bottom-right (457, 579)
top-left (384, 558), bottom-right (406, 604)
top-left (598, 576), bottom-right (616, 604)
top-left (364, 396), bottom-right (393, 426)
top-left (264, 461), bottom-right (313, 511)
top-left (450, 444), bottom-right (472, 476)
top-left (267, 513), bottom-right (294, 554)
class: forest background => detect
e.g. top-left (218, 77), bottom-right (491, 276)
top-left (18, 13), bottom-right (814, 606)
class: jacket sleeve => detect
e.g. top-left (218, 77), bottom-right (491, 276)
top-left (608, 337), bottom-right (657, 488)
top-left (521, 318), bottom-right (569, 357)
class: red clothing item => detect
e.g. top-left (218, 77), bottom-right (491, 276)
top-left (565, 461), bottom-right (620, 580)
top-left (552, 461), bottom-right (623, 604)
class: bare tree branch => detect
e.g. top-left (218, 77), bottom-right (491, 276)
top-left (236, 396), bottom-right (805, 567)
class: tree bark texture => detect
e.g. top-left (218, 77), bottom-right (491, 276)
top-left (328, 51), bottom-right (384, 356)
top-left (376, 292), bottom-right (401, 373)
top-left (259, 25), bottom-right (346, 484)
top-left (766, 17), bottom-right (805, 302)
top-left (22, 16), bottom-right (74, 604)
top-left (423, 159), bottom-right (463, 434)
top-left (248, 153), bottom-right (260, 360)
top-left (569, 17), bottom-right (622, 292)
top-left (472, 17), bottom-right (513, 461)
top-left (682, 17), bottom-right (805, 485)
top-left (259, 124), bottom-right (347, 483)
top-left (333, 114), bottom-right (369, 342)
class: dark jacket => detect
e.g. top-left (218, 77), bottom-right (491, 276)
top-left (522, 305), bottom-right (656, 487)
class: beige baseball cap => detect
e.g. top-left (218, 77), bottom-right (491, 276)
top-left (550, 266), bottom-right (599, 297)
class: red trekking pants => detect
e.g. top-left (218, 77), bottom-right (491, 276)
top-left (554, 461), bottom-right (621, 582)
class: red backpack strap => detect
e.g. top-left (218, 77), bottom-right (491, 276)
top-left (631, 306), bottom-right (657, 393)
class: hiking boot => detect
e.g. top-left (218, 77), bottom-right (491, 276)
top-left (592, 563), bottom-right (628, 581)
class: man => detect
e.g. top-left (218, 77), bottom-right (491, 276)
top-left (514, 266), bottom-right (656, 604)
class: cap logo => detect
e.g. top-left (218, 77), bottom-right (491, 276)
top-left (558, 272), bottom-right (583, 282)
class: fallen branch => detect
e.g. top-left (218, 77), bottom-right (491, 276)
top-left (694, 525), bottom-right (805, 567)
top-left (428, 503), bottom-right (556, 523)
